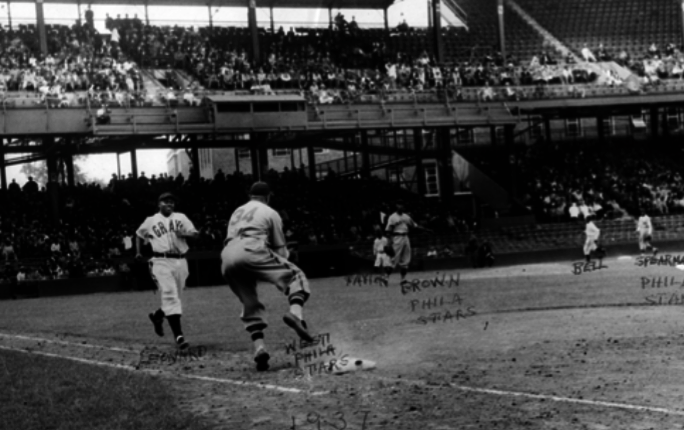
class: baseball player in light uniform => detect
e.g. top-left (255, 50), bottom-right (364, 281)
top-left (583, 215), bottom-right (600, 263)
top-left (221, 182), bottom-right (313, 372)
top-left (136, 192), bottom-right (199, 350)
top-left (385, 202), bottom-right (424, 281)
top-left (373, 232), bottom-right (392, 276)
top-left (636, 209), bottom-right (658, 256)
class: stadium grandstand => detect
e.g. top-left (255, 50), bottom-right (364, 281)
top-left (3, 0), bottom-right (684, 293)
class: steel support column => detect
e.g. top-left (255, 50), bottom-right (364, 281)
top-left (130, 149), bottom-right (138, 179)
top-left (597, 115), bottom-right (605, 141)
top-left (413, 128), bottom-right (426, 196)
top-left (431, 0), bottom-right (443, 63)
top-left (307, 146), bottom-right (316, 180)
top-left (497, 0), bottom-right (506, 64)
top-left (250, 147), bottom-right (259, 179)
top-left (248, 0), bottom-right (260, 63)
top-left (65, 152), bottom-right (75, 187)
top-left (190, 144), bottom-right (200, 182)
top-left (544, 117), bottom-right (552, 142)
top-left (0, 139), bottom-right (6, 192)
top-left (35, 0), bottom-right (48, 56)
top-left (45, 137), bottom-right (60, 222)
top-left (437, 128), bottom-right (453, 202)
top-left (504, 124), bottom-right (516, 199)
top-left (360, 130), bottom-right (371, 179)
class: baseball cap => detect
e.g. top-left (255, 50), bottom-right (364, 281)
top-left (249, 182), bottom-right (272, 196)
top-left (158, 192), bottom-right (176, 202)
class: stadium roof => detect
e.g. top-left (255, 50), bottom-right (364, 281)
top-left (10, 0), bottom-right (394, 10)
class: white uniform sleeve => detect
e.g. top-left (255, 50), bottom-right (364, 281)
top-left (136, 217), bottom-right (150, 239)
top-left (179, 214), bottom-right (198, 234)
top-left (269, 211), bottom-right (288, 250)
top-left (385, 214), bottom-right (396, 232)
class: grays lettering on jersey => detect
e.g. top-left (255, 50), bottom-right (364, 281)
top-left (136, 212), bottom-right (198, 254)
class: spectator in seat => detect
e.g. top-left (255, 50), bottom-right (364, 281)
top-left (568, 201), bottom-right (580, 220)
top-left (578, 200), bottom-right (591, 219)
top-left (503, 82), bottom-right (518, 101)
top-left (348, 16), bottom-right (359, 33)
top-left (480, 82), bottom-right (495, 101)
top-left (465, 235), bottom-right (480, 268)
top-left (183, 88), bottom-right (199, 106)
top-left (477, 241), bottom-right (494, 268)
top-left (648, 43), bottom-right (659, 58)
top-left (166, 88), bottom-right (178, 106)
top-left (397, 19), bottom-right (410, 32)
top-left (16, 267), bottom-right (26, 284)
top-left (22, 176), bottom-right (39, 193)
top-left (597, 44), bottom-right (611, 61)
top-left (96, 106), bottom-right (110, 124)
top-left (581, 44), bottom-right (597, 62)
top-left (8, 179), bottom-right (20, 194)
top-left (2, 240), bottom-right (18, 262)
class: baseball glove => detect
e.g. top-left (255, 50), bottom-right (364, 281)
top-left (384, 244), bottom-right (395, 257)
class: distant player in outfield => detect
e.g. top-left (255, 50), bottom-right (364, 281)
top-left (636, 209), bottom-right (658, 257)
top-left (372, 232), bottom-right (392, 276)
top-left (386, 202), bottom-right (427, 281)
top-left (136, 192), bottom-right (199, 350)
top-left (583, 215), bottom-right (600, 263)
top-left (221, 182), bottom-right (313, 372)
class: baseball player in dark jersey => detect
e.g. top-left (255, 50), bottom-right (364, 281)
top-left (135, 192), bottom-right (199, 350)
top-left (221, 182), bottom-right (313, 371)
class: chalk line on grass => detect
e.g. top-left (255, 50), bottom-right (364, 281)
top-left (369, 375), bottom-right (684, 416)
top-left (0, 332), bottom-right (137, 354)
top-left (0, 344), bottom-right (328, 396)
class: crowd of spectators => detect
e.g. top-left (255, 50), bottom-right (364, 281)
top-left (0, 18), bottom-right (150, 108)
top-left (518, 142), bottom-right (684, 223)
top-left (0, 14), bottom-right (682, 108)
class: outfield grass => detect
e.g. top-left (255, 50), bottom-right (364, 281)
top-left (0, 349), bottom-right (214, 430)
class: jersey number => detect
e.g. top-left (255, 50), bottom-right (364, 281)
top-left (230, 207), bottom-right (258, 226)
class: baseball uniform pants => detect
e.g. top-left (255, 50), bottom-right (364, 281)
top-left (638, 232), bottom-right (653, 250)
top-left (392, 235), bottom-right (412, 268)
top-left (374, 253), bottom-right (392, 268)
top-left (220, 237), bottom-right (310, 335)
top-left (583, 237), bottom-right (598, 256)
top-left (149, 258), bottom-right (188, 316)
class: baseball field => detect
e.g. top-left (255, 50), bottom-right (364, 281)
top-left (2, 250), bottom-right (684, 430)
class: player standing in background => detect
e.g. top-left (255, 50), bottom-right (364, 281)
top-left (372, 232), bottom-right (392, 276)
top-left (135, 192), bottom-right (199, 350)
top-left (583, 215), bottom-right (600, 263)
top-left (221, 182), bottom-right (314, 372)
top-left (386, 202), bottom-right (426, 281)
top-left (636, 209), bottom-right (658, 257)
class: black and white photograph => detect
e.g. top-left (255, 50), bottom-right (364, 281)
top-left (1, 0), bottom-right (684, 428)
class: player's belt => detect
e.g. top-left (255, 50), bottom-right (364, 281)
top-left (152, 252), bottom-right (185, 259)
top-left (392, 232), bottom-right (408, 236)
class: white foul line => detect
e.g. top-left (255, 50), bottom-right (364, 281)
top-left (0, 344), bottom-right (328, 396)
top-left (453, 385), bottom-right (684, 416)
top-left (0, 332), bottom-right (137, 354)
top-left (368, 375), bottom-right (684, 416)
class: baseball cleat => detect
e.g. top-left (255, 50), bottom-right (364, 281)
top-left (175, 335), bottom-right (189, 350)
top-left (254, 348), bottom-right (270, 371)
top-left (149, 312), bottom-right (164, 337)
top-left (283, 312), bottom-right (315, 343)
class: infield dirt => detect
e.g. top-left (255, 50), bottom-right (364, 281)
top-left (2, 254), bottom-right (684, 429)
